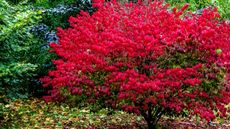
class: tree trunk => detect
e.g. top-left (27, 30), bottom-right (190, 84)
top-left (146, 119), bottom-right (158, 129)
top-left (142, 106), bottom-right (164, 129)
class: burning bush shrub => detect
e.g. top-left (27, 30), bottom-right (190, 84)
top-left (41, 0), bottom-right (230, 128)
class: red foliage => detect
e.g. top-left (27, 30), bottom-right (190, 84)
top-left (41, 0), bottom-right (230, 123)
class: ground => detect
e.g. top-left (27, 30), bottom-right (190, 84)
top-left (1, 96), bottom-right (229, 128)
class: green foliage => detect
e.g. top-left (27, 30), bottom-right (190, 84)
top-left (40, 0), bottom-right (94, 30)
top-left (33, 0), bottom-right (77, 8)
top-left (6, 0), bottom-right (76, 6)
top-left (0, 0), bottom-right (94, 99)
top-left (213, 0), bottom-right (230, 19)
top-left (0, 0), bottom-right (41, 40)
top-left (5, 0), bottom-right (24, 4)
top-left (166, 0), bottom-right (229, 19)
top-left (0, 31), bottom-right (54, 99)
top-left (166, 0), bottom-right (213, 10)
top-left (0, 0), bottom-right (53, 99)
top-left (41, 9), bottom-right (80, 30)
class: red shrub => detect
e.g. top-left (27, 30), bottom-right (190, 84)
top-left (41, 0), bottom-right (230, 127)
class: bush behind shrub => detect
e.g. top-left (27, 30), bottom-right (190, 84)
top-left (0, 0), bottom-right (96, 99)
top-left (0, 0), bottom-right (53, 99)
